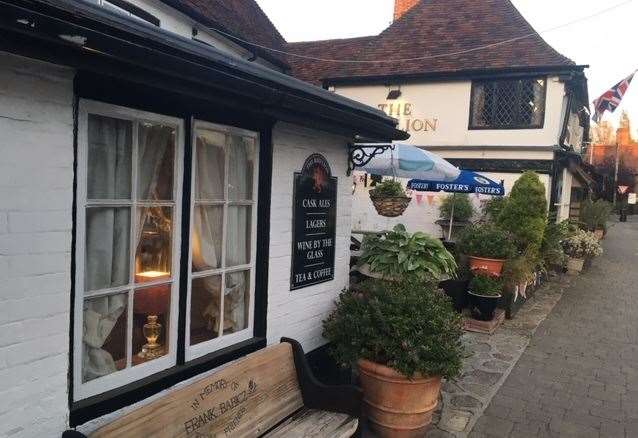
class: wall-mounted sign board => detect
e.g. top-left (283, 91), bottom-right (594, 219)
top-left (290, 154), bottom-right (337, 290)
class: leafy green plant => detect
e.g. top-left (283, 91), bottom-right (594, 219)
top-left (562, 229), bottom-right (603, 259)
top-left (469, 273), bottom-right (503, 297)
top-left (369, 179), bottom-right (406, 198)
top-left (439, 194), bottom-right (475, 222)
top-left (323, 279), bottom-right (465, 378)
top-left (497, 171), bottom-right (547, 254)
top-left (482, 197), bottom-right (508, 223)
top-left (358, 224), bottom-right (457, 282)
top-left (580, 199), bottom-right (613, 231)
top-left (458, 223), bottom-right (516, 260)
top-left (539, 219), bottom-right (573, 270)
top-left (502, 251), bottom-right (536, 287)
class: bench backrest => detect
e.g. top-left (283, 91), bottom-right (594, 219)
top-left (91, 343), bottom-right (304, 438)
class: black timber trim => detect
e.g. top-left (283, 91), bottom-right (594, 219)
top-left (67, 76), bottom-right (80, 413)
top-left (447, 159), bottom-right (554, 174)
top-left (0, 0), bottom-right (406, 142)
top-left (281, 338), bottom-right (363, 419)
top-left (322, 65), bottom-right (588, 87)
top-left (0, 0), bottom-right (409, 141)
top-left (468, 76), bottom-right (547, 130)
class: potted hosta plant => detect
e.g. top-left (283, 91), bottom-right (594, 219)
top-left (323, 279), bottom-right (464, 438)
top-left (562, 229), bottom-right (603, 274)
top-left (436, 194), bottom-right (475, 240)
top-left (468, 272), bottom-right (503, 321)
top-left (369, 179), bottom-right (411, 217)
top-left (357, 224), bottom-right (457, 283)
top-left (458, 223), bottom-right (515, 276)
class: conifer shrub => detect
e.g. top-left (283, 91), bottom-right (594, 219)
top-left (497, 171), bottom-right (547, 254)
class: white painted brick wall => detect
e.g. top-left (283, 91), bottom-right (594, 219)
top-left (0, 53), bottom-right (74, 438)
top-left (266, 122), bottom-right (352, 352)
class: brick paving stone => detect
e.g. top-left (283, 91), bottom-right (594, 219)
top-left (470, 219), bottom-right (638, 437)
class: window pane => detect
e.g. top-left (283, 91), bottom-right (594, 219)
top-left (133, 284), bottom-right (170, 364)
top-left (82, 294), bottom-right (127, 383)
top-left (137, 122), bottom-right (175, 201)
top-left (226, 206), bottom-right (251, 267)
top-left (471, 79), bottom-right (545, 128)
top-left (192, 206), bottom-right (223, 272)
top-left (190, 276), bottom-right (222, 345)
top-left (87, 114), bottom-right (132, 199)
top-left (228, 135), bottom-right (256, 201)
top-left (85, 207), bottom-right (131, 291)
top-left (195, 129), bottom-right (225, 200)
top-left (224, 270), bottom-right (250, 335)
top-left (135, 207), bottom-right (173, 282)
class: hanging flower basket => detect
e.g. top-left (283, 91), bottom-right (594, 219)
top-left (370, 195), bottom-right (411, 217)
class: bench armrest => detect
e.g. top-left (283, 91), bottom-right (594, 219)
top-left (281, 337), bottom-right (362, 418)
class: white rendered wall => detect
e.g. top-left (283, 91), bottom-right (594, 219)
top-left (0, 53), bottom-right (74, 438)
top-left (334, 77), bottom-right (566, 151)
top-left (266, 123), bottom-right (352, 353)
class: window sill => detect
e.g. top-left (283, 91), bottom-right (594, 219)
top-left (70, 336), bottom-right (266, 427)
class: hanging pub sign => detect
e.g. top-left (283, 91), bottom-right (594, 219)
top-left (290, 154), bottom-right (337, 290)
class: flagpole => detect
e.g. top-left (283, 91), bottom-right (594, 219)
top-left (613, 141), bottom-right (620, 206)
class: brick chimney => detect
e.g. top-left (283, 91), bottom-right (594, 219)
top-left (394, 0), bottom-right (420, 21)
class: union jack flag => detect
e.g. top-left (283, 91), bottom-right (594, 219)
top-left (592, 72), bottom-right (635, 123)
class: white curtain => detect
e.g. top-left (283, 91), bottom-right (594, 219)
top-left (83, 115), bottom-right (131, 382)
top-left (135, 124), bottom-right (174, 275)
top-left (191, 133), bottom-right (225, 334)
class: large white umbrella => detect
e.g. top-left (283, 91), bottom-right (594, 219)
top-left (357, 143), bottom-right (460, 181)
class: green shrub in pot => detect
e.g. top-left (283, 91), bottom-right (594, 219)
top-left (580, 198), bottom-right (613, 232)
top-left (323, 279), bottom-right (465, 435)
top-left (439, 194), bottom-right (474, 222)
top-left (482, 197), bottom-right (508, 223)
top-left (468, 273), bottom-right (503, 297)
top-left (323, 279), bottom-right (465, 378)
top-left (358, 224), bottom-right (457, 283)
top-left (458, 223), bottom-right (516, 260)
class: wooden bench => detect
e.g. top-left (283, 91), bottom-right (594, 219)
top-left (63, 338), bottom-right (361, 438)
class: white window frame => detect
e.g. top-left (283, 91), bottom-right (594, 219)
top-left (185, 120), bottom-right (259, 361)
top-left (73, 100), bottom-right (184, 401)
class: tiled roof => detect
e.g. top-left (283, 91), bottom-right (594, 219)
top-left (287, 0), bottom-right (577, 85)
top-left (161, 0), bottom-right (288, 67)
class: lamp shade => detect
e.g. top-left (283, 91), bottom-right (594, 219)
top-left (134, 272), bottom-right (170, 315)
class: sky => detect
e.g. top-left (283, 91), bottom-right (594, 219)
top-left (256, 0), bottom-right (638, 135)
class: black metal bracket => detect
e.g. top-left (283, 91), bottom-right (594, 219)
top-left (347, 143), bottom-right (395, 176)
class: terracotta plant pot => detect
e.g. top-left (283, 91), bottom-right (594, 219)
top-left (358, 359), bottom-right (442, 438)
top-left (468, 256), bottom-right (505, 276)
top-left (594, 229), bottom-right (604, 240)
top-left (566, 257), bottom-right (584, 275)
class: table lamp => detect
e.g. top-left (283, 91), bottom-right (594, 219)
top-left (134, 271), bottom-right (170, 359)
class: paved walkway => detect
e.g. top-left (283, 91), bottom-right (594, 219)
top-left (470, 217), bottom-right (638, 438)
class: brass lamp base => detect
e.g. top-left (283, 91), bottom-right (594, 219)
top-left (138, 314), bottom-right (164, 360)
